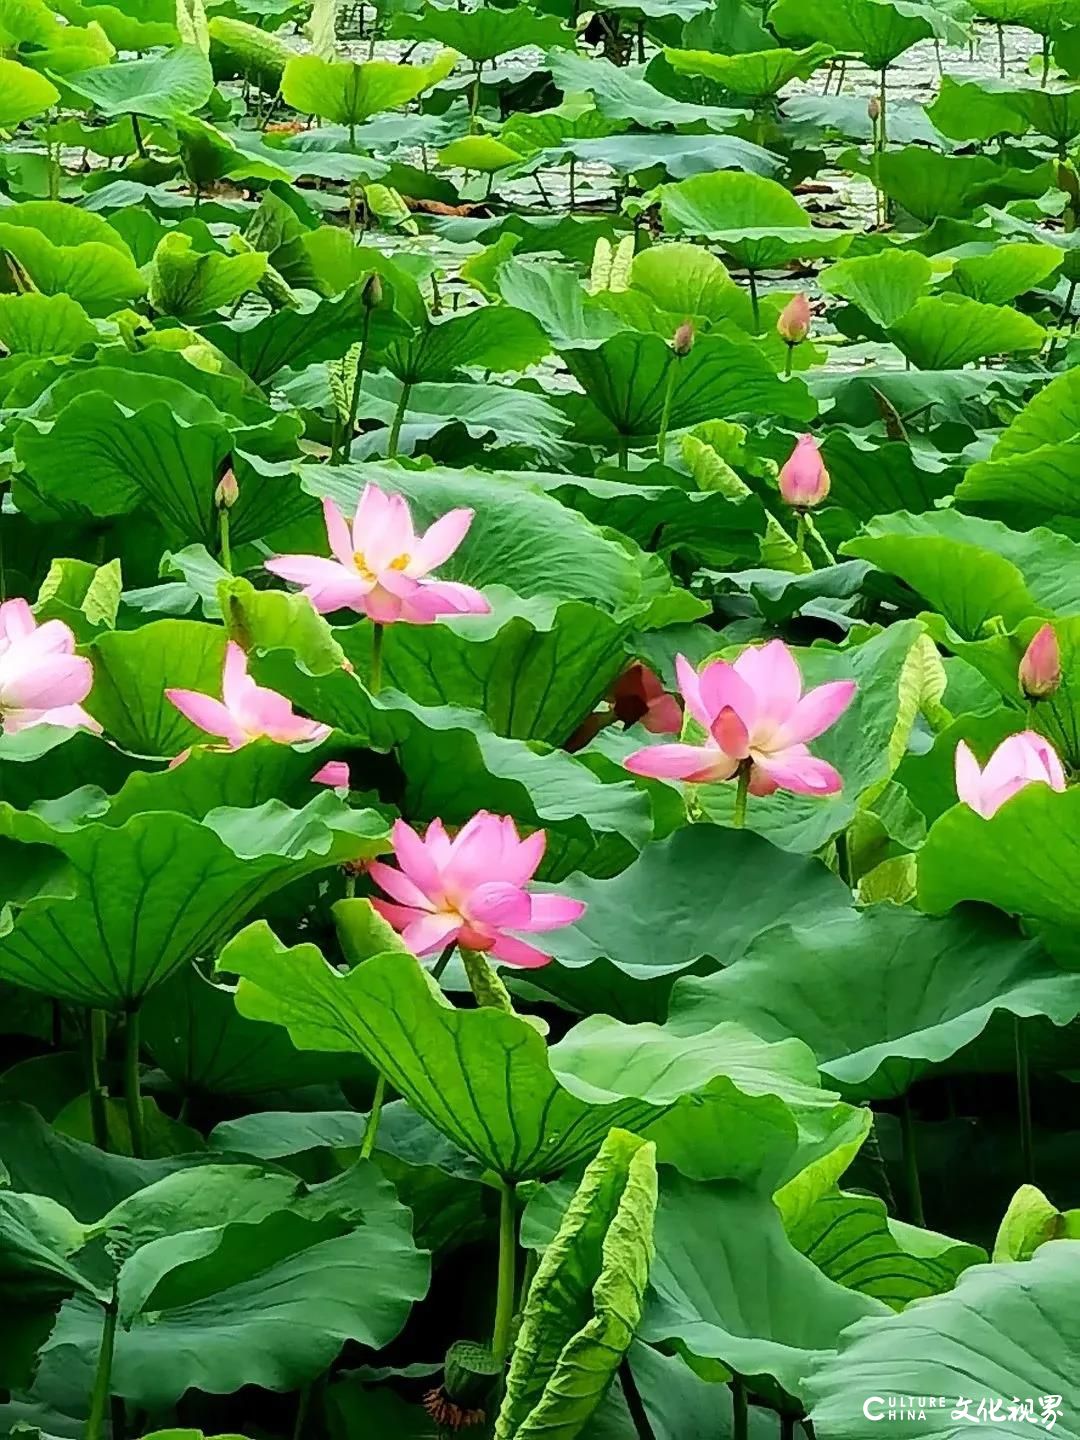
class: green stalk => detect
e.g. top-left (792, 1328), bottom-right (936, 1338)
top-left (469, 65), bottom-right (481, 131)
top-left (370, 621), bottom-right (384, 694)
top-left (85, 1010), bottom-right (109, 1152)
top-left (620, 1357), bottom-right (656, 1440)
top-left (655, 361), bottom-right (678, 461)
top-left (899, 1093), bottom-right (925, 1227)
top-left (462, 948), bottom-right (515, 1012)
top-left (360, 1072), bottom-right (387, 1159)
top-left (339, 301), bottom-right (375, 466)
top-left (219, 507), bottom-right (232, 573)
top-left (1015, 1017), bottom-right (1034, 1183)
top-left (997, 22), bottom-right (1006, 78)
top-left (124, 1007), bottom-right (144, 1159)
top-left (732, 764), bottom-right (750, 830)
top-left (85, 1293), bottom-right (118, 1440)
top-left (783, 343), bottom-right (794, 378)
top-left (747, 270), bottom-right (760, 331)
top-left (131, 114), bottom-right (147, 159)
top-left (794, 511), bottom-right (809, 560)
top-left (781, 1416), bottom-right (797, 1440)
top-left (616, 434), bottom-right (629, 470)
top-left (430, 941), bottom-right (457, 982)
top-left (492, 1179), bottom-right (517, 1365)
top-left (387, 379), bottom-right (412, 460)
top-left (732, 1378), bottom-right (748, 1440)
top-left (878, 67), bottom-right (888, 153)
top-left (1042, 31), bottom-right (1050, 86)
top-left (804, 512), bottom-right (835, 565)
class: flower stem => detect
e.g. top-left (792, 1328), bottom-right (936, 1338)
top-left (86, 1294), bottom-right (118, 1440)
top-left (124, 1007), bottom-right (144, 1159)
top-left (219, 506), bottom-right (232, 573)
top-left (370, 621), bottom-right (384, 694)
top-left (461, 948), bottom-right (515, 1013)
top-left (794, 511), bottom-right (808, 559)
top-left (387, 379), bottom-right (411, 460)
top-left (85, 1010), bottom-right (109, 1151)
top-left (804, 512), bottom-right (835, 565)
top-left (492, 1178), bottom-right (517, 1365)
top-left (732, 765), bottom-right (750, 829)
top-left (747, 270), bottom-right (759, 331)
top-left (1015, 1017), bottom-right (1034, 1183)
top-left (430, 941), bottom-right (457, 982)
top-left (783, 343), bottom-right (794, 378)
top-left (732, 1378), bottom-right (748, 1440)
top-left (340, 302), bottom-right (375, 465)
top-left (655, 361), bottom-right (678, 461)
top-left (899, 1092), bottom-right (925, 1227)
top-left (360, 1072), bottom-right (387, 1159)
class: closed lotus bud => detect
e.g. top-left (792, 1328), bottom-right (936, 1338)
top-left (215, 467), bottom-right (239, 510)
top-left (778, 433), bottom-right (830, 509)
top-left (672, 320), bottom-right (695, 357)
top-left (867, 95), bottom-right (881, 122)
top-left (777, 292), bottom-right (811, 344)
top-left (1019, 623), bottom-right (1061, 700)
top-left (362, 272), bottom-right (383, 308)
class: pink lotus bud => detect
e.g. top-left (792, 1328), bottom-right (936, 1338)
top-left (777, 293), bottom-right (811, 345)
top-left (868, 95), bottom-right (881, 121)
top-left (313, 760), bottom-right (350, 787)
top-left (362, 273), bottom-right (383, 308)
top-left (672, 321), bottom-right (695, 357)
top-left (1019, 624), bottom-right (1061, 700)
top-left (215, 468), bottom-right (239, 510)
top-left (778, 434), bottom-right (830, 509)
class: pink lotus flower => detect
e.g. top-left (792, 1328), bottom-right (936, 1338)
top-left (166, 642), bottom-right (330, 751)
top-left (624, 639), bottom-right (855, 797)
top-left (613, 663), bottom-right (682, 734)
top-left (314, 760), bottom-right (350, 787)
top-left (778, 434), bottom-right (830, 509)
top-left (0, 599), bottom-right (99, 734)
top-left (955, 731), bottom-right (1066, 818)
top-left (777, 293), bottom-right (812, 344)
top-left (1019, 624), bottom-right (1061, 700)
top-left (265, 485), bottom-right (490, 625)
top-left (369, 812), bottom-right (586, 969)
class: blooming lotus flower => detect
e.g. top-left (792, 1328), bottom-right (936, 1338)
top-left (369, 812), bottom-right (586, 968)
top-left (778, 434), bottom-right (830, 509)
top-left (314, 760), bottom-right (350, 787)
top-left (954, 731), bottom-right (1066, 819)
top-left (166, 642), bottom-right (330, 751)
top-left (0, 600), bottom-right (99, 734)
top-left (265, 485), bottom-right (490, 625)
top-left (777, 293), bottom-right (812, 344)
top-left (1019, 624), bottom-right (1061, 700)
top-left (613, 663), bottom-right (682, 734)
top-left (624, 639), bottom-right (855, 797)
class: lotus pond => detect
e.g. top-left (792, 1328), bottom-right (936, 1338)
top-left (3, 0), bottom-right (1080, 1436)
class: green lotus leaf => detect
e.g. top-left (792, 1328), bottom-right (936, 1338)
top-left (983, 362), bottom-right (1080, 457)
top-left (993, 1184), bottom-right (1080, 1262)
top-left (818, 250), bottom-right (934, 330)
top-left (564, 331), bottom-right (815, 447)
top-left (653, 171), bottom-right (852, 271)
top-left (784, 1188), bottom-right (984, 1309)
top-left (63, 45), bottom-right (215, 120)
top-left (872, 146), bottom-right (1055, 222)
top-left (888, 295), bottom-right (1045, 370)
top-left (770, 0), bottom-right (957, 67)
top-left (26, 1162), bottom-right (428, 1412)
top-left (668, 904), bottom-right (1080, 1100)
top-left (805, 1245), bottom-right (1080, 1437)
top-left (495, 1129), bottom-right (657, 1440)
top-left (919, 785), bottom-right (1080, 960)
top-left (0, 56), bottom-right (59, 126)
top-left (817, 431), bottom-right (957, 519)
top-left (333, 593), bottom-right (627, 745)
top-left (542, 825), bottom-right (850, 981)
top-left (0, 0), bottom-right (115, 73)
top-left (0, 293), bottom-right (98, 357)
top-left (641, 1176), bottom-right (887, 1409)
top-left (0, 203), bottom-right (143, 312)
top-left (281, 50), bottom-right (457, 126)
top-left (547, 51), bottom-right (748, 131)
top-left (663, 43), bottom-right (834, 97)
top-left (842, 510), bottom-right (1080, 633)
top-left (147, 232), bottom-right (267, 318)
top-left (927, 74), bottom-right (1035, 141)
top-left (438, 134), bottom-right (523, 172)
top-left (0, 791), bottom-right (387, 1008)
top-left (201, 284), bottom-right (383, 383)
top-left (944, 241), bottom-right (1063, 305)
top-left (402, 2), bottom-right (571, 60)
top-left (55, 0), bottom-right (178, 49)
